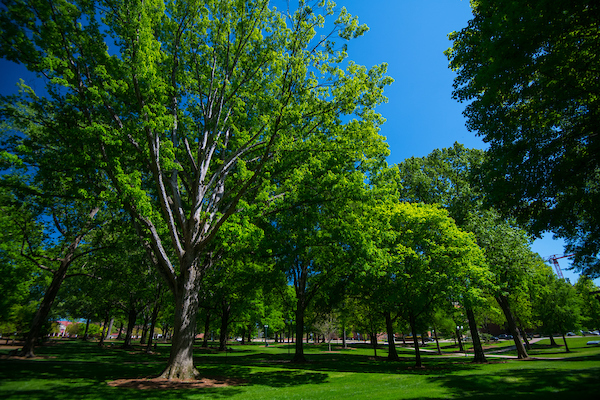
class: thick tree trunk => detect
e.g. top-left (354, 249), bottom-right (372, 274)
top-left (247, 324), bottom-right (252, 343)
top-left (384, 312), bottom-right (399, 361)
top-left (466, 307), bottom-right (486, 363)
top-left (159, 268), bottom-right (201, 380)
top-left (218, 302), bottom-right (230, 351)
top-left (496, 295), bottom-right (528, 359)
top-left (117, 321), bottom-right (123, 340)
top-left (549, 333), bottom-right (558, 346)
top-left (409, 312), bottom-right (422, 368)
top-left (292, 306), bottom-right (307, 363)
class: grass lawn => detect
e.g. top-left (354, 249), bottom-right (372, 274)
top-left (1, 338), bottom-right (599, 399)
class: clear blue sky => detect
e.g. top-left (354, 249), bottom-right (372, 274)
top-left (0, 0), bottom-right (592, 284)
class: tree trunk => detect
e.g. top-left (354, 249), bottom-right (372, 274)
top-left (20, 262), bottom-right (70, 357)
top-left (384, 311), bottom-right (399, 361)
top-left (140, 313), bottom-right (150, 345)
top-left (218, 302), bottom-right (230, 351)
top-left (202, 310), bottom-right (210, 348)
top-left (146, 294), bottom-right (161, 353)
top-left (122, 309), bottom-right (137, 348)
top-left (370, 331), bottom-right (378, 358)
top-left (562, 333), bottom-right (570, 352)
top-left (409, 312), bottom-right (422, 368)
top-left (82, 318), bottom-right (91, 341)
top-left (549, 333), bottom-right (558, 346)
top-left (105, 317), bottom-right (115, 340)
top-left (19, 207), bottom-right (99, 357)
top-left (466, 307), bottom-right (486, 363)
top-left (159, 268), bottom-right (201, 380)
top-left (99, 313), bottom-right (109, 347)
top-left (456, 328), bottom-right (464, 352)
top-left (521, 328), bottom-right (531, 351)
top-left (117, 321), bottom-right (123, 340)
top-left (342, 326), bottom-right (347, 349)
top-left (292, 306), bottom-right (307, 363)
top-left (247, 324), bottom-right (252, 343)
top-left (433, 326), bottom-right (442, 355)
top-left (496, 295), bottom-right (528, 359)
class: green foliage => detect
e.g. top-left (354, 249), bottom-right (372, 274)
top-left (533, 273), bottom-right (582, 338)
top-left (446, 0), bottom-right (600, 276)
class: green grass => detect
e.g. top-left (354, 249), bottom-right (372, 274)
top-left (1, 338), bottom-right (599, 399)
top-left (497, 337), bottom-right (600, 359)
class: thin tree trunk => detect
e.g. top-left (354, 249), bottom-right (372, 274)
top-left (466, 307), bottom-right (486, 363)
top-left (218, 302), bottom-right (230, 351)
top-left (384, 311), bottom-right (399, 361)
top-left (456, 328), bottom-right (464, 352)
top-left (496, 295), bottom-right (528, 359)
top-left (562, 333), bottom-right (570, 352)
top-left (122, 309), bottom-right (137, 349)
top-left (202, 310), bottom-right (210, 348)
top-left (371, 331), bottom-right (378, 358)
top-left (342, 326), bottom-right (347, 349)
top-left (433, 326), bottom-right (442, 355)
top-left (82, 318), bottom-right (91, 341)
top-left (549, 333), bottom-right (558, 346)
top-left (409, 312), bottom-right (422, 368)
top-left (117, 321), bottom-right (123, 340)
top-left (146, 291), bottom-right (161, 353)
top-left (246, 324), bottom-right (252, 343)
top-left (99, 313), bottom-right (109, 347)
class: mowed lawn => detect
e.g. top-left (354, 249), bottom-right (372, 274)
top-left (1, 338), bottom-right (599, 399)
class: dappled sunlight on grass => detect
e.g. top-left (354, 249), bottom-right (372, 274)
top-left (1, 339), bottom-right (599, 399)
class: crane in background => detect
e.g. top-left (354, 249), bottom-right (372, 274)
top-left (544, 254), bottom-right (574, 280)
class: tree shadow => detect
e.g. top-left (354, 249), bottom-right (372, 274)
top-left (428, 364), bottom-right (600, 399)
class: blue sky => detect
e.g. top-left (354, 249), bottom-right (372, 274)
top-left (0, 0), bottom-right (592, 284)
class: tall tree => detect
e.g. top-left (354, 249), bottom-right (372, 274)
top-left (466, 210), bottom-right (541, 359)
top-left (395, 144), bottom-right (490, 362)
top-left (446, 0), bottom-right (600, 276)
top-left (367, 201), bottom-right (487, 368)
top-left (0, 0), bottom-right (391, 378)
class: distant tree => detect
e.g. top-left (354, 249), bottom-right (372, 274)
top-left (446, 0), bottom-right (600, 276)
top-left (533, 273), bottom-right (582, 352)
top-left (574, 276), bottom-right (600, 332)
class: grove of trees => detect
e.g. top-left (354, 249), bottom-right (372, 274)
top-left (1, 0), bottom-right (599, 381)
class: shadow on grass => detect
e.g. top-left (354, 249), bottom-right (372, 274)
top-left (428, 365), bottom-right (600, 399)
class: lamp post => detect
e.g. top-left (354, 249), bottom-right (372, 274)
top-left (264, 325), bottom-right (269, 347)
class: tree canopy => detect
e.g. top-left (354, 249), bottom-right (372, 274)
top-left (446, 0), bottom-right (600, 276)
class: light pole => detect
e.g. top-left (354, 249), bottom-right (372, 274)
top-left (264, 325), bottom-right (269, 347)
